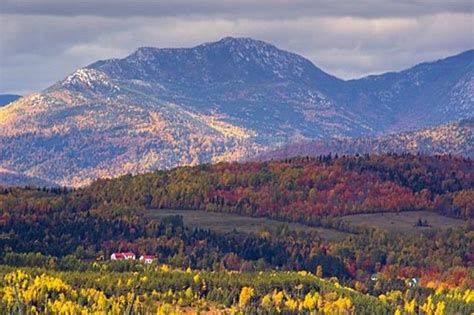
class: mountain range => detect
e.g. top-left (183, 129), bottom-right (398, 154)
top-left (257, 117), bottom-right (474, 161)
top-left (0, 37), bottom-right (472, 187)
top-left (0, 94), bottom-right (21, 107)
top-left (0, 166), bottom-right (57, 188)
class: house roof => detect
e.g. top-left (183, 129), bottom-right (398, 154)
top-left (113, 252), bottom-right (135, 257)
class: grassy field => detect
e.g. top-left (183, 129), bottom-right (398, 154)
top-left (146, 209), bottom-right (466, 241)
top-left (146, 209), bottom-right (349, 241)
top-left (340, 211), bottom-right (466, 234)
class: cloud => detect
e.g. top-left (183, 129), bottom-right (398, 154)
top-left (1, 0), bottom-right (472, 18)
top-left (0, 1), bottom-right (472, 94)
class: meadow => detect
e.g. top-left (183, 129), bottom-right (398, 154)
top-left (146, 209), bottom-right (349, 241)
top-left (339, 211), bottom-right (466, 234)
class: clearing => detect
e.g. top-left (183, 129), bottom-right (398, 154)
top-left (146, 209), bottom-right (349, 241)
top-left (340, 211), bottom-right (466, 234)
top-left (146, 209), bottom-right (466, 241)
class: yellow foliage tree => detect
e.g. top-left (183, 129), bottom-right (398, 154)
top-left (303, 292), bottom-right (320, 311)
top-left (404, 298), bottom-right (416, 314)
top-left (272, 290), bottom-right (284, 312)
top-left (421, 295), bottom-right (434, 315)
top-left (434, 301), bottom-right (445, 315)
top-left (239, 287), bottom-right (254, 308)
top-left (261, 294), bottom-right (272, 310)
top-left (284, 297), bottom-right (298, 310)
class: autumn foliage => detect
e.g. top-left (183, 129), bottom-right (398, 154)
top-left (87, 154), bottom-right (473, 222)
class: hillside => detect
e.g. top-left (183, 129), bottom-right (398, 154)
top-left (0, 154), bottom-right (472, 314)
top-left (258, 117), bottom-right (474, 160)
top-left (0, 38), bottom-right (472, 186)
top-left (0, 92), bottom-right (260, 187)
top-left (85, 154), bottom-right (473, 221)
top-left (0, 166), bottom-right (57, 188)
top-left (341, 50), bottom-right (474, 132)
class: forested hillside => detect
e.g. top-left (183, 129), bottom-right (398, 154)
top-left (0, 154), bottom-right (473, 313)
top-left (258, 117), bottom-right (474, 160)
top-left (0, 187), bottom-right (472, 313)
top-left (86, 154), bottom-right (473, 221)
top-left (1, 266), bottom-right (472, 314)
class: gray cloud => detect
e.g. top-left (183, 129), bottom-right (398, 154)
top-left (1, 0), bottom-right (472, 18)
top-left (0, 1), bottom-right (473, 94)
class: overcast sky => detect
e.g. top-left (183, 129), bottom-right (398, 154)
top-left (0, 0), bottom-right (473, 95)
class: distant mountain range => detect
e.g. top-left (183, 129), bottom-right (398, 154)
top-left (0, 94), bottom-right (21, 107)
top-left (0, 166), bottom-right (57, 188)
top-left (0, 37), bottom-right (472, 186)
top-left (257, 118), bottom-right (474, 160)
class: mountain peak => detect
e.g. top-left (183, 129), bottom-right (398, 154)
top-left (129, 37), bottom-right (277, 61)
top-left (204, 37), bottom-right (294, 65)
top-left (129, 37), bottom-right (294, 64)
top-left (86, 35), bottom-right (338, 93)
top-left (216, 36), bottom-right (256, 43)
top-left (210, 36), bottom-right (275, 49)
top-left (1, 38), bottom-right (472, 187)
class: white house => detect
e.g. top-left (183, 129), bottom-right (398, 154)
top-left (111, 252), bottom-right (136, 260)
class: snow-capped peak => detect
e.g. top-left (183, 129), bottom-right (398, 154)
top-left (61, 68), bottom-right (120, 92)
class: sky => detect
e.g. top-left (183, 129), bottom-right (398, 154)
top-left (0, 0), bottom-right (473, 95)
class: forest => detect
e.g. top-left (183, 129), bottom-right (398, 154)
top-left (86, 154), bottom-right (473, 221)
top-left (0, 154), bottom-right (472, 313)
top-left (1, 265), bottom-right (472, 314)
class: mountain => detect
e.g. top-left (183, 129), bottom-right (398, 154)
top-left (74, 37), bottom-right (366, 141)
top-left (0, 94), bottom-right (21, 107)
top-left (0, 91), bottom-right (260, 187)
top-left (340, 50), bottom-right (474, 132)
top-left (0, 37), bottom-right (472, 186)
top-left (258, 118), bottom-right (474, 160)
top-left (0, 166), bottom-right (57, 187)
